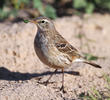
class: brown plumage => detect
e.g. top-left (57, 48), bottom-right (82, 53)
top-left (28, 16), bottom-right (102, 92)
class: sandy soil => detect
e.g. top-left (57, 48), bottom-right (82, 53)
top-left (0, 14), bottom-right (110, 100)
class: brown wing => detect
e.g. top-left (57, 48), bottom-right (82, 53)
top-left (54, 33), bottom-right (81, 59)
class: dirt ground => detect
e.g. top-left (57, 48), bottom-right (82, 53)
top-left (0, 14), bottom-right (110, 100)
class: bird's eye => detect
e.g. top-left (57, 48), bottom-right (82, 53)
top-left (41, 20), bottom-right (45, 23)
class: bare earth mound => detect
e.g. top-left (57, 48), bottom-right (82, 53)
top-left (0, 14), bottom-right (110, 100)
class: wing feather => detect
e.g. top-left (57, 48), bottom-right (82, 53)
top-left (54, 33), bottom-right (81, 59)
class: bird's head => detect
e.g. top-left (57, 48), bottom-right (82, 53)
top-left (29, 17), bottom-right (55, 31)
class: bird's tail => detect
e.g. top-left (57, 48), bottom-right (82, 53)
top-left (83, 61), bottom-right (102, 68)
top-left (74, 59), bottom-right (102, 68)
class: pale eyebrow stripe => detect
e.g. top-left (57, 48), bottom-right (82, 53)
top-left (43, 19), bottom-right (50, 23)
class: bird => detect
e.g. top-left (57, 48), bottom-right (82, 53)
top-left (26, 16), bottom-right (102, 93)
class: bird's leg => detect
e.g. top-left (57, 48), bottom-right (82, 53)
top-left (44, 69), bottom-right (57, 86)
top-left (60, 69), bottom-right (66, 93)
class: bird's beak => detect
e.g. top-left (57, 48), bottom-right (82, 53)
top-left (29, 20), bottom-right (38, 24)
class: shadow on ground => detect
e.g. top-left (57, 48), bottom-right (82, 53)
top-left (0, 67), bottom-right (80, 81)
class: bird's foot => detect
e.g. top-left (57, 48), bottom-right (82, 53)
top-left (43, 80), bottom-right (49, 86)
top-left (60, 85), bottom-right (66, 93)
top-left (38, 80), bottom-right (55, 86)
top-left (38, 80), bottom-right (49, 86)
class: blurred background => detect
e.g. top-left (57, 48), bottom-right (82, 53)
top-left (0, 0), bottom-right (110, 21)
top-left (0, 0), bottom-right (110, 99)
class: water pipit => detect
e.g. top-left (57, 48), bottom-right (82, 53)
top-left (24, 17), bottom-right (101, 93)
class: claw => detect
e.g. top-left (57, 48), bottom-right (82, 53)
top-left (60, 85), bottom-right (66, 93)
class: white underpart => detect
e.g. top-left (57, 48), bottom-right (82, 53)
top-left (57, 55), bottom-right (70, 65)
top-left (73, 58), bottom-right (85, 63)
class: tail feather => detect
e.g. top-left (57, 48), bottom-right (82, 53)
top-left (84, 61), bottom-right (102, 68)
top-left (74, 58), bottom-right (102, 68)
